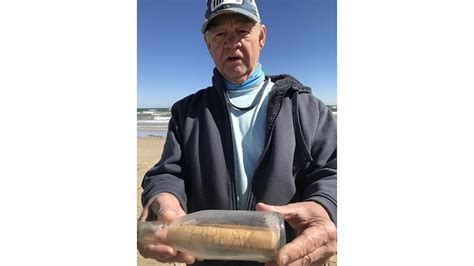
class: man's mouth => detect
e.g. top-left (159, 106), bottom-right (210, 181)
top-left (226, 56), bottom-right (243, 62)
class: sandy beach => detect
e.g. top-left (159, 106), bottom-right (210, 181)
top-left (136, 136), bottom-right (336, 266)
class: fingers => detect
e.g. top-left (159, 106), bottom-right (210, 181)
top-left (275, 222), bottom-right (336, 265)
top-left (257, 201), bottom-right (337, 265)
top-left (138, 243), bottom-right (195, 264)
top-left (160, 251), bottom-right (196, 264)
top-left (137, 243), bottom-right (176, 261)
top-left (285, 243), bottom-right (336, 266)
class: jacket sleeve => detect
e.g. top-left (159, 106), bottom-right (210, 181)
top-left (141, 105), bottom-right (188, 212)
top-left (300, 97), bottom-right (337, 225)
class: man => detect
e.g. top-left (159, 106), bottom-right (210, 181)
top-left (138, 0), bottom-right (337, 265)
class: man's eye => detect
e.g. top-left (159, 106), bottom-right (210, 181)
top-left (213, 32), bottom-right (225, 41)
top-left (238, 30), bottom-right (250, 36)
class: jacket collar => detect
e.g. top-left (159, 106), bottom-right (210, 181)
top-left (268, 74), bottom-right (312, 93)
top-left (211, 68), bottom-right (226, 92)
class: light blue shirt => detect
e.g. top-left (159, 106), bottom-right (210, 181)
top-left (226, 78), bottom-right (274, 209)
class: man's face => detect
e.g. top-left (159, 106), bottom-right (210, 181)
top-left (204, 14), bottom-right (266, 84)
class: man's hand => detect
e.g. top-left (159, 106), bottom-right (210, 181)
top-left (256, 201), bottom-right (336, 266)
top-left (137, 192), bottom-right (196, 264)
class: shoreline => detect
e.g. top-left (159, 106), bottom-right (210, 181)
top-left (137, 130), bottom-right (168, 138)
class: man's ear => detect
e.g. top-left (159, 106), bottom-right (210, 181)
top-left (259, 24), bottom-right (266, 48)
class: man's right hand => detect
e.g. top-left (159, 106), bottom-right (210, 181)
top-left (137, 192), bottom-right (196, 264)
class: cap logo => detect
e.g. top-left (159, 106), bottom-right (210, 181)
top-left (210, 0), bottom-right (243, 12)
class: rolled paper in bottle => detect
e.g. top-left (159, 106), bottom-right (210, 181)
top-left (167, 223), bottom-right (279, 261)
top-left (137, 210), bottom-right (285, 262)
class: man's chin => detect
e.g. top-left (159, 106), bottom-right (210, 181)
top-left (222, 69), bottom-right (249, 84)
top-left (224, 74), bottom-right (248, 84)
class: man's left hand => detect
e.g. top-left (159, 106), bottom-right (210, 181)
top-left (256, 201), bottom-right (336, 266)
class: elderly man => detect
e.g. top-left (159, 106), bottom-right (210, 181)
top-left (138, 0), bottom-right (337, 265)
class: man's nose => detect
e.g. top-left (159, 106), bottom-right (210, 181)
top-left (224, 32), bottom-right (242, 49)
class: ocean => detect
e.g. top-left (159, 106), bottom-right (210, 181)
top-left (137, 108), bottom-right (171, 137)
top-left (137, 106), bottom-right (337, 137)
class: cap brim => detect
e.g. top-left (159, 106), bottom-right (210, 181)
top-left (201, 8), bottom-right (260, 33)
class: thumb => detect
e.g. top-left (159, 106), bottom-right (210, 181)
top-left (152, 193), bottom-right (182, 223)
top-left (256, 202), bottom-right (293, 217)
top-left (138, 206), bottom-right (149, 221)
top-left (256, 202), bottom-right (276, 212)
top-left (257, 202), bottom-right (305, 237)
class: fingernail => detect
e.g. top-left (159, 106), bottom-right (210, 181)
top-left (167, 247), bottom-right (177, 256)
top-left (281, 255), bottom-right (289, 265)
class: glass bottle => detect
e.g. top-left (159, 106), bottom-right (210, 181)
top-left (137, 210), bottom-right (286, 262)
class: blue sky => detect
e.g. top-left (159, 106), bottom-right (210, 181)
top-left (138, 0), bottom-right (337, 108)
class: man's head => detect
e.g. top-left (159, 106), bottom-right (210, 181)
top-left (202, 0), bottom-right (266, 84)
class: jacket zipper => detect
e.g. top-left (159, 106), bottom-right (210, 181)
top-left (244, 85), bottom-right (294, 210)
top-left (218, 87), bottom-right (238, 210)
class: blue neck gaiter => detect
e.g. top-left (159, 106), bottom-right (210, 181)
top-left (225, 63), bottom-right (265, 91)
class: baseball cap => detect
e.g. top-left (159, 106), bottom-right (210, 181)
top-left (201, 0), bottom-right (261, 33)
